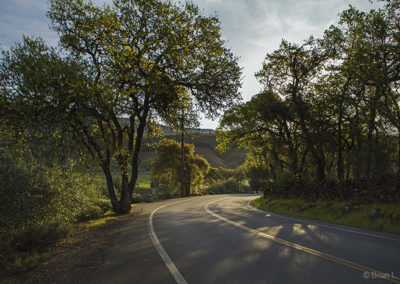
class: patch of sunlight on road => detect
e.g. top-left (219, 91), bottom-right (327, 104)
top-left (252, 238), bottom-right (273, 250)
top-left (291, 251), bottom-right (318, 269)
top-left (214, 257), bottom-right (239, 273)
top-left (206, 219), bottom-right (221, 224)
top-left (257, 225), bottom-right (283, 237)
top-left (278, 247), bottom-right (291, 258)
top-left (243, 253), bottom-right (261, 264)
top-left (307, 224), bottom-right (318, 230)
top-left (305, 224), bottom-right (341, 243)
top-left (186, 249), bottom-right (208, 260)
top-left (292, 223), bottom-right (307, 235)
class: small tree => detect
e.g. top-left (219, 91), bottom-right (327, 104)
top-left (151, 139), bottom-right (210, 195)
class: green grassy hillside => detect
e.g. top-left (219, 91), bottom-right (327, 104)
top-left (140, 131), bottom-right (246, 169)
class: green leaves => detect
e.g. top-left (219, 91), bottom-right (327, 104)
top-left (218, 2), bottom-right (400, 183)
top-left (151, 138), bottom-right (210, 194)
top-left (1, 0), bottom-right (240, 212)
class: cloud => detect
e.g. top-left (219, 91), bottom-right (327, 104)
top-left (0, 0), bottom-right (58, 49)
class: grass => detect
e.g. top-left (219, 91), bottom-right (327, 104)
top-left (1, 209), bottom-right (120, 279)
top-left (93, 171), bottom-right (152, 188)
top-left (252, 197), bottom-right (400, 235)
top-left (84, 210), bottom-right (119, 228)
top-left (5, 252), bottom-right (45, 274)
top-left (136, 173), bottom-right (151, 188)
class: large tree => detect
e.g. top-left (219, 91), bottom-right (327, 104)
top-left (217, 90), bottom-right (306, 180)
top-left (255, 38), bottom-right (335, 181)
top-left (0, 0), bottom-right (241, 213)
top-left (337, 6), bottom-right (400, 176)
top-left (218, 2), bottom-right (400, 185)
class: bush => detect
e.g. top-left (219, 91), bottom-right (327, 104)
top-left (206, 178), bottom-right (240, 194)
top-left (275, 170), bottom-right (296, 188)
top-left (94, 199), bottom-right (113, 213)
top-left (131, 193), bottom-right (144, 203)
top-left (0, 155), bottom-right (107, 272)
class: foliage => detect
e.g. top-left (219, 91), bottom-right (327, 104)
top-left (0, 0), bottom-right (241, 213)
top-left (0, 154), bottom-right (110, 272)
top-left (142, 132), bottom-right (247, 169)
top-left (151, 139), bottom-right (210, 195)
top-left (218, 2), bottom-right (400, 187)
top-left (204, 166), bottom-right (235, 185)
top-left (275, 170), bottom-right (296, 189)
top-left (139, 158), bottom-right (154, 172)
top-left (206, 178), bottom-right (238, 194)
top-left (205, 178), bottom-right (251, 194)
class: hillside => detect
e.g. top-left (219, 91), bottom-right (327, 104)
top-left (140, 131), bottom-right (246, 169)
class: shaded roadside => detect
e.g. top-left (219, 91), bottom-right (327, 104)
top-left (2, 206), bottom-right (143, 284)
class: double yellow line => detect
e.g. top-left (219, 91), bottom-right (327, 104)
top-left (204, 199), bottom-right (400, 283)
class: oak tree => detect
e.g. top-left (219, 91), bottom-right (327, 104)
top-left (1, 0), bottom-right (241, 213)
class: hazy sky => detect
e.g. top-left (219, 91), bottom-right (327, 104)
top-left (0, 0), bottom-right (382, 129)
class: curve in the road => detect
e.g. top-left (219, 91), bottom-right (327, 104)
top-left (149, 195), bottom-right (400, 284)
top-left (204, 197), bottom-right (400, 284)
top-left (148, 200), bottom-right (189, 284)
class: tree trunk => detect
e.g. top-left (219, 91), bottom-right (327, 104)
top-left (102, 163), bottom-right (120, 212)
top-left (317, 156), bottom-right (326, 182)
top-left (181, 130), bottom-right (185, 197)
top-left (398, 130), bottom-right (400, 174)
top-left (337, 81), bottom-right (349, 182)
top-left (366, 85), bottom-right (380, 177)
top-left (180, 106), bottom-right (185, 197)
top-left (119, 173), bottom-right (132, 214)
top-left (124, 104), bottom-right (150, 214)
top-left (185, 166), bottom-right (191, 196)
top-left (292, 94), bottom-right (325, 182)
top-left (337, 109), bottom-right (344, 181)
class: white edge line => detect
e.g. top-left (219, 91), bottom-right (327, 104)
top-left (148, 200), bottom-right (188, 284)
top-left (204, 198), bottom-right (400, 283)
top-left (246, 199), bottom-right (400, 242)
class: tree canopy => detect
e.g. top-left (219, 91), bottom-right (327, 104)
top-left (218, 2), bottom-right (400, 184)
top-left (151, 138), bottom-right (210, 196)
top-left (0, 0), bottom-right (241, 213)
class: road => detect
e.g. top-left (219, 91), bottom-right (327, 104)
top-left (95, 195), bottom-right (400, 284)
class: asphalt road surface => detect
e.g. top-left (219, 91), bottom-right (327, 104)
top-left (96, 194), bottom-right (400, 284)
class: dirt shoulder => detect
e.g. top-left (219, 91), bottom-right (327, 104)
top-left (3, 206), bottom-right (143, 284)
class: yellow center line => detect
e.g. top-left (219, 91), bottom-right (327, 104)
top-left (204, 198), bottom-right (400, 284)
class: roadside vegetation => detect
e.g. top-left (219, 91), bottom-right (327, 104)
top-left (0, 0), bottom-right (242, 278)
top-left (0, 153), bottom-right (114, 278)
top-left (252, 197), bottom-right (400, 235)
top-left (218, 0), bottom-right (400, 223)
top-left (219, 1), bottom-right (400, 186)
top-left (215, 1), bottom-right (400, 234)
top-left (1, 0), bottom-right (399, 280)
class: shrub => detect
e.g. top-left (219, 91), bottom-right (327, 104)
top-left (94, 199), bottom-right (113, 213)
top-left (0, 155), bottom-right (107, 272)
top-left (206, 178), bottom-right (240, 194)
top-left (131, 193), bottom-right (144, 203)
top-left (275, 170), bottom-right (296, 188)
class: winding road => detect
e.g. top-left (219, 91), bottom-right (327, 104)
top-left (95, 195), bottom-right (400, 284)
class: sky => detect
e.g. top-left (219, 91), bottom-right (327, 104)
top-left (0, 0), bottom-right (382, 129)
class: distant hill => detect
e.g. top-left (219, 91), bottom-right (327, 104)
top-left (116, 118), bottom-right (246, 169)
top-left (140, 130), bottom-right (246, 169)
